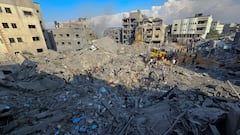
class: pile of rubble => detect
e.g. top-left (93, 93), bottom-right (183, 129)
top-left (197, 39), bottom-right (240, 84)
top-left (0, 38), bottom-right (240, 135)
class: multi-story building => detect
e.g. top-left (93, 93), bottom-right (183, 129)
top-left (211, 21), bottom-right (224, 34)
top-left (0, 0), bottom-right (48, 61)
top-left (171, 13), bottom-right (213, 39)
top-left (122, 10), bottom-right (144, 45)
top-left (32, 2), bottom-right (56, 51)
top-left (135, 17), bottom-right (165, 46)
top-left (51, 18), bottom-right (96, 47)
top-left (103, 27), bottom-right (122, 43)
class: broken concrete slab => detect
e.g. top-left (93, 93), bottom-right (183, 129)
top-left (226, 107), bottom-right (240, 135)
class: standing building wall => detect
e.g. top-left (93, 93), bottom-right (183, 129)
top-left (211, 21), bottom-right (224, 34)
top-left (0, 0), bottom-right (48, 60)
top-left (51, 20), bottom-right (96, 47)
top-left (122, 10), bottom-right (143, 45)
top-left (0, 37), bottom-right (9, 62)
top-left (33, 2), bottom-right (56, 50)
top-left (136, 17), bottom-right (165, 46)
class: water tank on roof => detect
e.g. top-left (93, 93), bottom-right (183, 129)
top-left (195, 13), bottom-right (203, 17)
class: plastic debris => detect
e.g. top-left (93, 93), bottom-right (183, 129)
top-left (80, 127), bottom-right (87, 132)
top-left (91, 124), bottom-right (97, 129)
top-left (77, 100), bottom-right (82, 105)
top-left (87, 118), bottom-right (94, 124)
top-left (72, 117), bottom-right (80, 124)
top-left (5, 105), bottom-right (11, 110)
top-left (23, 103), bottom-right (30, 107)
top-left (99, 87), bottom-right (108, 94)
top-left (54, 130), bottom-right (60, 135)
top-left (74, 125), bottom-right (79, 130)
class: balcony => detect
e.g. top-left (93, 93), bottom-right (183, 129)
top-left (197, 17), bottom-right (210, 21)
top-left (197, 23), bottom-right (207, 27)
top-left (195, 30), bottom-right (206, 34)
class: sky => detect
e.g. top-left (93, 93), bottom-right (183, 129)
top-left (34, 0), bottom-right (165, 22)
top-left (34, 0), bottom-right (240, 36)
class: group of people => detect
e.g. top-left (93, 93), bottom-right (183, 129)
top-left (147, 53), bottom-right (178, 83)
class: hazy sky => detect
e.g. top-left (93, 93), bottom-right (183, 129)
top-left (34, 0), bottom-right (240, 34)
top-left (34, 0), bottom-right (165, 22)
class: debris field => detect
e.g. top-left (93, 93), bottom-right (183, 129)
top-left (0, 37), bottom-right (240, 135)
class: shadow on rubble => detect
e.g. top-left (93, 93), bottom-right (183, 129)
top-left (0, 60), bottom-right (240, 135)
top-left (180, 61), bottom-right (240, 86)
top-left (174, 48), bottom-right (240, 86)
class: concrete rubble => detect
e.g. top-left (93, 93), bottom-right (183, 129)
top-left (0, 37), bottom-right (240, 135)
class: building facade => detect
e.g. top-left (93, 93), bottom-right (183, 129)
top-left (51, 19), bottom-right (96, 47)
top-left (211, 21), bottom-right (224, 34)
top-left (122, 10), bottom-right (144, 45)
top-left (33, 2), bottom-right (56, 51)
top-left (103, 27), bottom-right (122, 43)
top-left (136, 17), bottom-right (165, 46)
top-left (171, 13), bottom-right (213, 39)
top-left (0, 0), bottom-right (48, 61)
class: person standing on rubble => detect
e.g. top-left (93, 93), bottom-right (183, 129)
top-left (86, 69), bottom-right (93, 83)
top-left (157, 60), bottom-right (166, 81)
top-left (124, 90), bottom-right (128, 108)
top-left (172, 58), bottom-right (177, 65)
top-left (148, 58), bottom-right (156, 69)
top-left (192, 53), bottom-right (197, 65)
top-left (162, 64), bottom-right (166, 81)
top-left (157, 54), bottom-right (161, 61)
top-left (182, 53), bottom-right (187, 65)
top-left (44, 56), bottom-right (49, 64)
top-left (170, 58), bottom-right (177, 72)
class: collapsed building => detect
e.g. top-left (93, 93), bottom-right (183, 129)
top-left (0, 36), bottom-right (240, 134)
top-left (234, 32), bottom-right (240, 45)
top-left (223, 23), bottom-right (240, 36)
top-left (103, 27), bottom-right (122, 44)
top-left (0, 1), bottom-right (239, 134)
top-left (0, 0), bottom-right (48, 62)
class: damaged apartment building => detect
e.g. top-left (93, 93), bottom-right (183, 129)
top-left (135, 17), bottom-right (165, 46)
top-left (0, 0), bottom-right (48, 62)
top-left (51, 18), bottom-right (96, 47)
top-left (122, 10), bottom-right (144, 45)
top-left (211, 21), bottom-right (224, 34)
top-left (171, 13), bottom-right (213, 40)
top-left (103, 27), bottom-right (122, 44)
top-left (105, 10), bottom-right (165, 46)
